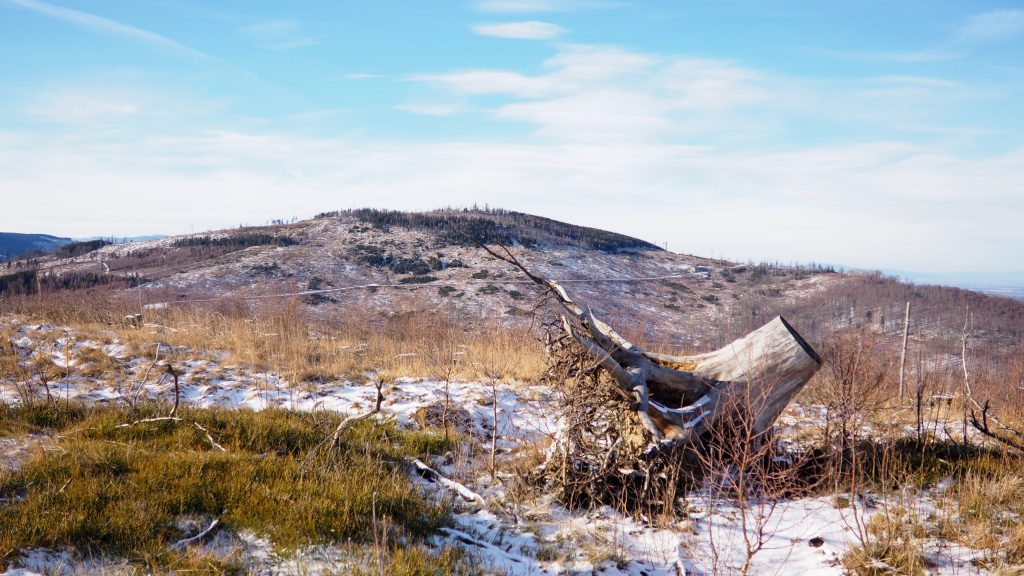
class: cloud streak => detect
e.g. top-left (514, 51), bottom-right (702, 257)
top-left (474, 0), bottom-right (615, 13)
top-left (238, 20), bottom-right (318, 50)
top-left (960, 9), bottom-right (1024, 43)
top-left (0, 0), bottom-right (220, 61)
top-left (2, 124), bottom-right (1020, 273)
top-left (472, 20), bottom-right (566, 40)
top-left (805, 46), bottom-right (959, 64)
top-left (406, 46), bottom-right (780, 141)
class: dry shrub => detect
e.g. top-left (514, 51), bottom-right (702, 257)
top-left (804, 327), bottom-right (892, 448)
top-left (0, 288), bottom-right (136, 325)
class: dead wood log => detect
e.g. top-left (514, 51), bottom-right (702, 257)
top-left (482, 244), bottom-right (822, 447)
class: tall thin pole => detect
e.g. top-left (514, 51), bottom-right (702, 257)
top-left (898, 301), bottom-right (911, 400)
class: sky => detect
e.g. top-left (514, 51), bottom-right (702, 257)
top-left (0, 0), bottom-right (1023, 278)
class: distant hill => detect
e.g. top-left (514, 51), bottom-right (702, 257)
top-left (0, 232), bottom-right (71, 260)
top-left (317, 208), bottom-right (663, 252)
top-left (75, 235), bottom-right (168, 244)
top-left (3, 208), bottom-right (1021, 360)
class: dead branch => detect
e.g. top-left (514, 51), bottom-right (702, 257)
top-left (193, 421), bottom-right (226, 452)
top-left (170, 517), bottom-right (221, 550)
top-left (409, 458), bottom-right (485, 505)
top-left (129, 343), bottom-right (162, 409)
top-left (117, 416), bottom-right (183, 428)
top-left (303, 380), bottom-right (385, 468)
top-left (167, 363), bottom-right (180, 417)
top-left (970, 401), bottom-right (1024, 453)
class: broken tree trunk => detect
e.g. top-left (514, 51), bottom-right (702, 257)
top-left (483, 245), bottom-right (822, 448)
top-left (639, 316), bottom-right (822, 442)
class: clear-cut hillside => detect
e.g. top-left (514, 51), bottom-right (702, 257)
top-left (5, 208), bottom-right (1022, 355)
top-left (3, 209), bottom-right (832, 347)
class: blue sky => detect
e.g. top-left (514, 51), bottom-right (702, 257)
top-left (1, 0), bottom-right (1023, 277)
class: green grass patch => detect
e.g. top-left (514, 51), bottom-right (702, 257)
top-left (0, 403), bottom-right (455, 572)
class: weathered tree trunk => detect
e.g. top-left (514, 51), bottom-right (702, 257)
top-left (640, 316), bottom-right (822, 441)
top-left (483, 245), bottom-right (822, 449)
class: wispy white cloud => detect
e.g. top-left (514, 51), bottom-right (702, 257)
top-left (805, 46), bottom-right (959, 64)
top-left (2, 123), bottom-right (1021, 272)
top-left (28, 88), bottom-right (145, 125)
top-left (406, 45), bottom-right (778, 141)
top-left (471, 20), bottom-right (566, 40)
top-left (0, 35), bottom-right (1018, 273)
top-left (543, 44), bottom-right (657, 81)
top-left (395, 102), bottom-right (463, 116)
top-left (960, 9), bottom-right (1024, 43)
top-left (344, 73), bottom-right (383, 80)
top-left (238, 20), bottom-right (318, 50)
top-left (21, 77), bottom-right (229, 127)
top-left (474, 0), bottom-right (616, 14)
top-left (403, 40), bottom-right (997, 167)
top-left (810, 9), bottom-right (1024, 64)
top-left (409, 69), bottom-right (565, 98)
top-left (496, 89), bottom-right (673, 140)
top-left (865, 75), bottom-right (963, 88)
top-left (0, 0), bottom-right (219, 61)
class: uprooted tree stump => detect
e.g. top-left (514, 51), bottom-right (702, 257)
top-left (483, 246), bottom-right (823, 506)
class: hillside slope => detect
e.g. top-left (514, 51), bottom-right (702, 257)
top-left (0, 232), bottom-right (71, 260)
top-left (3, 208), bottom-right (1021, 357)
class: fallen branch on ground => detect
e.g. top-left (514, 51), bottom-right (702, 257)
top-left (194, 421), bottom-right (226, 452)
top-left (439, 527), bottom-right (527, 565)
top-left (170, 517), bottom-right (221, 550)
top-left (117, 416), bottom-right (183, 428)
top-left (409, 458), bottom-right (485, 505)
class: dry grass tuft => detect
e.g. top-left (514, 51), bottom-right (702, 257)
top-left (844, 508), bottom-right (932, 576)
top-left (1, 291), bottom-right (547, 386)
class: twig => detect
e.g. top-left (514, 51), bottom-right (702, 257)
top-left (194, 421), bottom-right (226, 452)
top-left (962, 310), bottom-right (971, 444)
top-left (170, 517), bottom-right (221, 549)
top-left (971, 402), bottom-right (1024, 453)
top-left (117, 416), bottom-right (183, 428)
top-left (130, 343), bottom-right (162, 408)
top-left (302, 380), bottom-right (384, 468)
top-left (675, 554), bottom-right (688, 576)
top-left (167, 363), bottom-right (180, 417)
